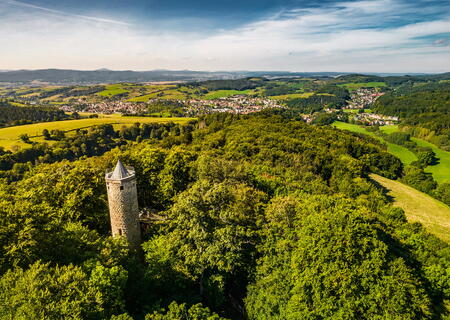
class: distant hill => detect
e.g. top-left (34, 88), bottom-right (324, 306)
top-left (335, 72), bottom-right (450, 85)
top-left (0, 69), bottom-right (336, 84)
top-left (0, 68), bottom-right (442, 85)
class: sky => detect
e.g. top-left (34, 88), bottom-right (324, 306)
top-left (0, 0), bottom-right (449, 72)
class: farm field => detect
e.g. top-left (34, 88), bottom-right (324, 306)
top-left (371, 173), bottom-right (450, 243)
top-left (127, 85), bottom-right (200, 102)
top-left (332, 121), bottom-right (417, 165)
top-left (0, 116), bottom-right (195, 151)
top-left (97, 84), bottom-right (129, 97)
top-left (127, 92), bottom-right (162, 102)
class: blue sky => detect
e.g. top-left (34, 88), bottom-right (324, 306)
top-left (1, 0), bottom-right (449, 72)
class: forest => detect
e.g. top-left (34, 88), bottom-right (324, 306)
top-left (188, 78), bottom-right (266, 91)
top-left (0, 113), bottom-right (448, 319)
top-left (0, 121), bottom-right (195, 174)
top-left (373, 82), bottom-right (450, 150)
top-left (0, 100), bottom-right (68, 127)
top-left (286, 93), bottom-right (348, 113)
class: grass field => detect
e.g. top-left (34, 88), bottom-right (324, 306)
top-left (126, 85), bottom-right (197, 102)
top-left (379, 125), bottom-right (399, 134)
top-left (371, 173), bottom-right (450, 243)
top-left (0, 115), bottom-right (194, 151)
top-left (268, 92), bottom-right (314, 100)
top-left (343, 109), bottom-right (361, 114)
top-left (203, 89), bottom-right (253, 100)
top-left (128, 92), bottom-right (164, 102)
top-left (97, 84), bottom-right (129, 97)
top-left (332, 122), bottom-right (418, 165)
top-left (338, 82), bottom-right (387, 91)
top-left (412, 138), bottom-right (450, 184)
top-left (333, 121), bottom-right (372, 135)
top-left (379, 125), bottom-right (450, 183)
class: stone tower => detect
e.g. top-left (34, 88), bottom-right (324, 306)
top-left (105, 160), bottom-right (141, 248)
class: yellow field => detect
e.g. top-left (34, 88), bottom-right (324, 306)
top-left (371, 173), bottom-right (450, 243)
top-left (0, 115), bottom-right (195, 151)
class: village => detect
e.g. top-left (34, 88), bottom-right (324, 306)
top-left (352, 112), bottom-right (399, 126)
top-left (340, 88), bottom-right (399, 125)
top-left (345, 88), bottom-right (385, 109)
top-left (58, 95), bottom-right (284, 116)
top-left (3, 84), bottom-right (397, 126)
top-left (59, 100), bottom-right (147, 114)
top-left (182, 96), bottom-right (284, 115)
top-left (298, 87), bottom-right (397, 125)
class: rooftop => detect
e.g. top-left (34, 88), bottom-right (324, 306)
top-left (106, 160), bottom-right (135, 180)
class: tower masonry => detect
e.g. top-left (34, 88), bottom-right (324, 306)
top-left (106, 160), bottom-right (141, 248)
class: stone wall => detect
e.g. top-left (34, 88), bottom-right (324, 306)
top-left (106, 175), bottom-right (141, 248)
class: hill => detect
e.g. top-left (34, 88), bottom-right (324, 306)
top-left (1, 69), bottom-right (445, 85)
top-left (0, 69), bottom-right (350, 84)
top-left (371, 173), bottom-right (450, 243)
top-left (0, 114), bottom-right (449, 319)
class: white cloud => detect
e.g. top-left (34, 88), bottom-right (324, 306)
top-left (0, 0), bottom-right (449, 72)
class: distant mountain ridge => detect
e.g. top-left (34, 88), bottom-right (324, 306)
top-left (0, 68), bottom-right (444, 84)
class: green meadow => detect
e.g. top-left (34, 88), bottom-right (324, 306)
top-left (97, 84), bottom-right (129, 97)
top-left (412, 138), bottom-right (450, 183)
top-left (128, 92), bottom-right (164, 102)
top-left (379, 125), bottom-right (450, 183)
top-left (379, 124), bottom-right (400, 134)
top-left (343, 109), bottom-right (361, 114)
top-left (203, 89), bottom-right (253, 100)
top-left (333, 122), bottom-right (450, 183)
top-left (332, 122), bottom-right (417, 165)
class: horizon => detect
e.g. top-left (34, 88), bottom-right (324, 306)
top-left (1, 0), bottom-right (450, 72)
top-left (0, 68), bottom-right (447, 75)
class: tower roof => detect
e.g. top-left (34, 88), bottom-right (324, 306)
top-left (110, 160), bottom-right (131, 180)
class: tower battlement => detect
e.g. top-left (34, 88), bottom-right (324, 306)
top-left (106, 160), bottom-right (141, 248)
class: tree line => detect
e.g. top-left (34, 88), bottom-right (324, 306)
top-left (0, 100), bottom-right (68, 127)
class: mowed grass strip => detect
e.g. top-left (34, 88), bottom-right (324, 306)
top-left (0, 116), bottom-right (195, 151)
top-left (332, 122), bottom-right (417, 165)
top-left (371, 173), bottom-right (450, 243)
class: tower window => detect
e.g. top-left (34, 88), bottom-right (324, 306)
top-left (118, 229), bottom-right (122, 236)
top-left (120, 186), bottom-right (124, 190)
